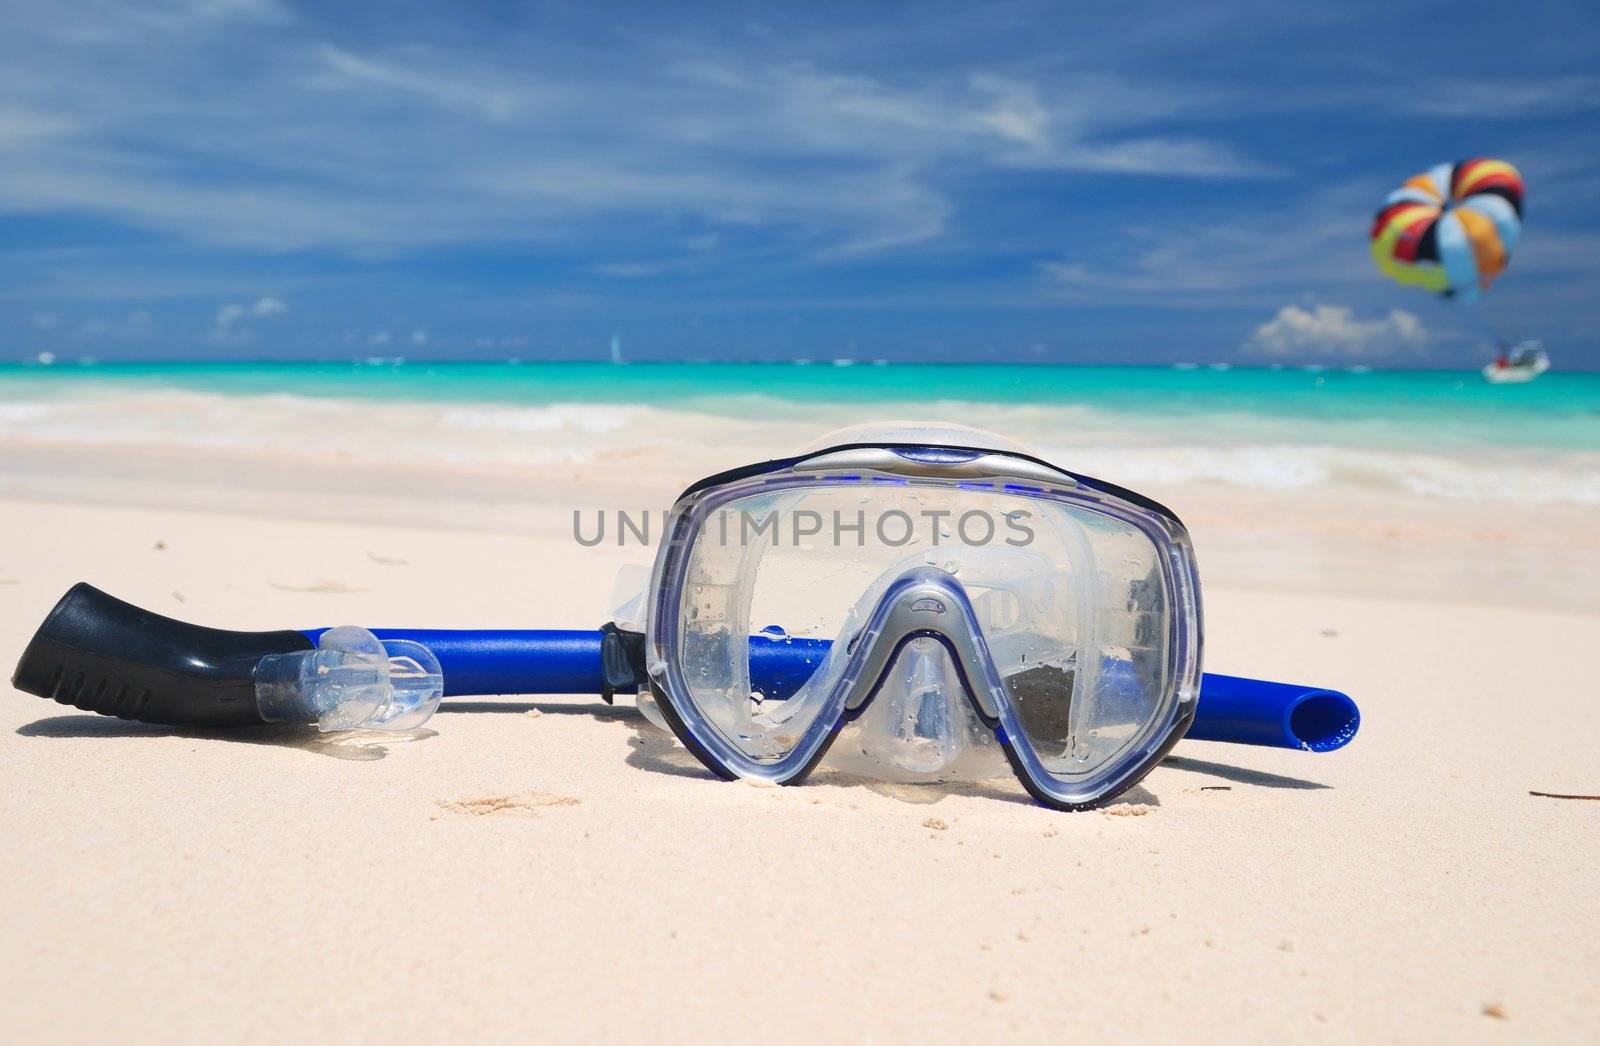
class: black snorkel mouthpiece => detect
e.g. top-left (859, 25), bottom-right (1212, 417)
top-left (14, 584), bottom-right (444, 731)
top-left (11, 583), bottom-right (312, 727)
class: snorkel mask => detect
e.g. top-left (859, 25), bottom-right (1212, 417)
top-left (610, 423), bottom-right (1202, 809)
top-left (9, 423), bottom-right (1358, 811)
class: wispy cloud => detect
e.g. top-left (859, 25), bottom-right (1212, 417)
top-left (1, 2), bottom-right (1596, 363)
top-left (666, 60), bottom-right (1270, 180)
top-left (593, 261), bottom-right (682, 279)
top-left (0, 104), bottom-right (77, 144)
top-left (1402, 76), bottom-right (1600, 119)
top-left (33, 307), bottom-right (155, 344)
top-left (0, 3), bottom-right (1272, 260)
top-left (306, 44), bottom-right (521, 121)
top-left (154, 0), bottom-right (291, 27)
top-left (1037, 185), bottom-right (1376, 308)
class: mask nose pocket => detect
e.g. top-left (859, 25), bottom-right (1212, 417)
top-left (854, 637), bottom-right (971, 774)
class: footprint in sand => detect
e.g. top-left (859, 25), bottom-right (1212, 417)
top-left (436, 791), bottom-right (582, 817)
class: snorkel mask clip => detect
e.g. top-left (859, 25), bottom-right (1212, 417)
top-left (597, 623), bottom-right (647, 705)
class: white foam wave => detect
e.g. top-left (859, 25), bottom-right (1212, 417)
top-left (438, 403), bottom-right (637, 436)
top-left (0, 388), bottom-right (657, 468)
top-left (1, 386), bottom-right (1596, 506)
top-left (1042, 442), bottom-right (1600, 507)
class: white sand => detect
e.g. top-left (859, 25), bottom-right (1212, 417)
top-left (1, 482), bottom-right (1597, 1040)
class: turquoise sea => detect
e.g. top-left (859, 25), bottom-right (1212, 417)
top-left (2, 361), bottom-right (1597, 505)
top-left (2, 360), bottom-right (1598, 449)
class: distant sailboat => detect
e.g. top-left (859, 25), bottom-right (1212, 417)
top-left (610, 333), bottom-right (625, 365)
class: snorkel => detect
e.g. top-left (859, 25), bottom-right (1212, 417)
top-left (12, 582), bottom-right (1357, 753)
top-left (8, 423), bottom-right (1361, 807)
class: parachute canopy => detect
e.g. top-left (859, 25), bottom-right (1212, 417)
top-left (1370, 158), bottom-right (1524, 302)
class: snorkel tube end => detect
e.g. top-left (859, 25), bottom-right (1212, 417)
top-left (1285, 689), bottom-right (1361, 752)
top-left (1189, 673), bottom-right (1360, 752)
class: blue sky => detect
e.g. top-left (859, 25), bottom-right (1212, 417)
top-left (3, 0), bottom-right (1598, 366)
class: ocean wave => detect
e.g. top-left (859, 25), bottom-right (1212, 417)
top-left (1, 386), bottom-right (1596, 506)
top-left (1040, 442), bottom-right (1600, 506)
top-left (0, 388), bottom-right (654, 467)
top-left (438, 403), bottom-right (639, 436)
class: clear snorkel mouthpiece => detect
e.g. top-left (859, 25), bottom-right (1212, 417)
top-left (254, 626), bottom-right (444, 732)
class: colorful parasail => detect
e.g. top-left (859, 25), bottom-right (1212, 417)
top-left (1370, 158), bottom-right (1523, 302)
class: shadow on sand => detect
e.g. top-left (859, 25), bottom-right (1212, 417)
top-left (21, 697), bottom-right (1329, 799)
top-left (17, 714), bottom-right (435, 761)
top-left (1160, 754), bottom-right (1329, 791)
top-left (448, 699), bottom-right (1174, 810)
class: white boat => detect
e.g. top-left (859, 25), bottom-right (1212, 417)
top-left (1482, 341), bottom-right (1549, 384)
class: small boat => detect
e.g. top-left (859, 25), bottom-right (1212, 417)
top-left (1482, 341), bottom-right (1549, 384)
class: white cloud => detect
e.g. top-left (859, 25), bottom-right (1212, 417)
top-left (1246, 304), bottom-right (1427, 357)
top-left (211, 295), bottom-right (285, 340)
top-left (215, 296), bottom-right (283, 327)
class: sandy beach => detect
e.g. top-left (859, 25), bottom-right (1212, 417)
top-left (2, 431), bottom-right (1597, 1042)
top-left (5, 0), bottom-right (1598, 1037)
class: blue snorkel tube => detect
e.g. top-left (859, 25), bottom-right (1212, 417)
top-left (330, 626), bottom-right (1361, 753)
top-left (13, 584), bottom-right (1359, 753)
